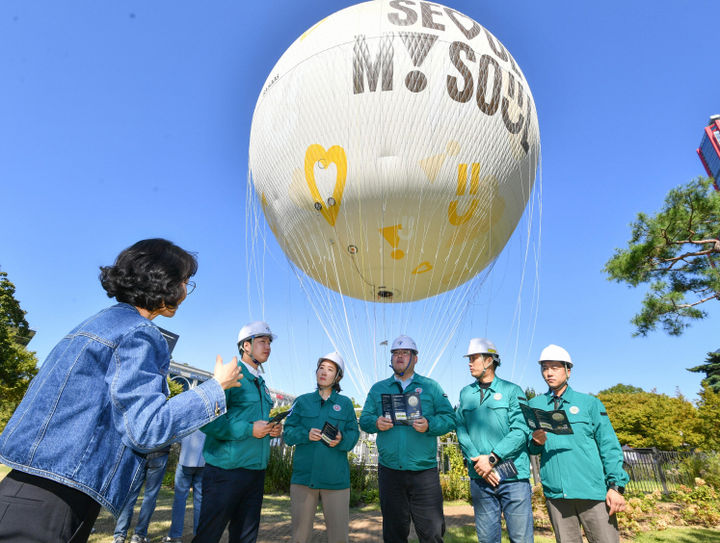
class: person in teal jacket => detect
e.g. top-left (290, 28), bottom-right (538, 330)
top-left (529, 344), bottom-right (628, 543)
top-left (284, 351), bottom-right (360, 543)
top-left (455, 338), bottom-right (533, 543)
top-left (194, 321), bottom-right (283, 543)
top-left (359, 335), bottom-right (455, 543)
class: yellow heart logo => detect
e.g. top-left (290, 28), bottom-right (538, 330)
top-left (304, 144), bottom-right (347, 227)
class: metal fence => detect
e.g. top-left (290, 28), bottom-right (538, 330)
top-left (622, 447), bottom-right (694, 493)
top-left (347, 434), bottom-right (700, 495)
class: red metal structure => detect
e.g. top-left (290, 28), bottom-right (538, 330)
top-left (697, 114), bottom-right (720, 191)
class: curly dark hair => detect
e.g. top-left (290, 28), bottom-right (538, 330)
top-left (99, 238), bottom-right (198, 311)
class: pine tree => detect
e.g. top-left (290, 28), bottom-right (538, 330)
top-left (688, 350), bottom-right (720, 393)
top-left (605, 176), bottom-right (720, 336)
top-left (0, 270), bottom-right (39, 425)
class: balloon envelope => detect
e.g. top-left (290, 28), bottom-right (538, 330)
top-left (249, 0), bottom-right (540, 302)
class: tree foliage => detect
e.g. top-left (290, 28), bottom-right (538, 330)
top-left (167, 376), bottom-right (185, 398)
top-left (688, 350), bottom-right (720, 393)
top-left (0, 271), bottom-right (38, 406)
top-left (598, 383), bottom-right (645, 395)
top-left (695, 385), bottom-right (720, 452)
top-left (599, 390), bottom-right (702, 450)
top-left (604, 177), bottom-right (720, 336)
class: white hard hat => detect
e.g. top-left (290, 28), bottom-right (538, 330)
top-left (464, 338), bottom-right (500, 365)
top-left (390, 335), bottom-right (418, 353)
top-left (237, 321), bottom-right (276, 346)
top-left (317, 351), bottom-right (345, 378)
top-left (539, 344), bottom-right (573, 368)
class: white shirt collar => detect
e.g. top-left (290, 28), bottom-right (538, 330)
top-left (393, 374), bottom-right (414, 390)
top-left (244, 361), bottom-right (260, 378)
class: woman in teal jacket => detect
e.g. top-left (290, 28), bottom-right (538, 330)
top-left (284, 351), bottom-right (360, 543)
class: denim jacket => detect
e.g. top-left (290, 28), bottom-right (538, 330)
top-left (0, 303), bottom-right (227, 517)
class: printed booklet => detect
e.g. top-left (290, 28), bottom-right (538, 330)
top-left (381, 391), bottom-right (423, 426)
top-left (520, 404), bottom-right (573, 434)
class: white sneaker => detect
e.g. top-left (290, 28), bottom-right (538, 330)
top-left (129, 536), bottom-right (149, 543)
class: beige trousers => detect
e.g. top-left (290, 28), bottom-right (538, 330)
top-left (290, 484), bottom-right (350, 543)
top-left (546, 498), bottom-right (620, 543)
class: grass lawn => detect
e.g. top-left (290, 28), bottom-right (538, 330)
top-left (414, 526), bottom-right (720, 543)
top-left (631, 528), bottom-right (720, 542)
top-left (410, 525), bottom-right (557, 543)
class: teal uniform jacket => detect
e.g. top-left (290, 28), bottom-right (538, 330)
top-left (455, 376), bottom-right (531, 480)
top-left (359, 374), bottom-right (455, 471)
top-left (284, 390), bottom-right (360, 489)
top-left (201, 362), bottom-right (273, 470)
top-left (528, 386), bottom-right (629, 500)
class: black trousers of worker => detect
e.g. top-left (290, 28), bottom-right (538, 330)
top-left (378, 465), bottom-right (445, 543)
top-left (0, 469), bottom-right (101, 543)
top-left (192, 463), bottom-right (265, 543)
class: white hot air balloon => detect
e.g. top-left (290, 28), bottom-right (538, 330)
top-left (247, 0), bottom-right (541, 395)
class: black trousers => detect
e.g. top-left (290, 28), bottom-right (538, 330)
top-left (378, 465), bottom-right (445, 543)
top-left (0, 469), bottom-right (101, 543)
top-left (192, 464), bottom-right (265, 543)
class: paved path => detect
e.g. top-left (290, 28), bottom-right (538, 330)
top-left (253, 504), bottom-right (475, 542)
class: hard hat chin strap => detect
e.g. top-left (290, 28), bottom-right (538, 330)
top-left (240, 337), bottom-right (265, 372)
top-left (475, 355), bottom-right (495, 382)
top-left (390, 354), bottom-right (413, 377)
top-left (549, 380), bottom-right (567, 392)
top-left (548, 365), bottom-right (570, 392)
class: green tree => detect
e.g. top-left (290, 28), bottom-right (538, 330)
top-left (598, 383), bottom-right (645, 395)
top-left (694, 385), bottom-right (720, 451)
top-left (167, 376), bottom-right (185, 397)
top-left (0, 271), bottom-right (39, 401)
top-left (604, 176), bottom-right (720, 336)
top-left (598, 390), bottom-right (702, 450)
top-left (0, 270), bottom-right (39, 428)
top-left (688, 350), bottom-right (720, 393)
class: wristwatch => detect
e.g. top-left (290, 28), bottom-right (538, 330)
top-left (608, 484), bottom-right (625, 495)
top-left (488, 453), bottom-right (499, 467)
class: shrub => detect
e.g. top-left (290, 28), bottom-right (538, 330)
top-left (0, 402), bottom-right (17, 433)
top-left (162, 442), bottom-right (181, 488)
top-left (349, 452), bottom-right (379, 506)
top-left (265, 445), bottom-right (294, 494)
top-left (439, 439), bottom-right (470, 502)
top-left (531, 485), bottom-right (552, 530)
top-left (678, 452), bottom-right (720, 489)
top-left (669, 480), bottom-right (720, 527)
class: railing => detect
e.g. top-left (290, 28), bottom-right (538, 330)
top-left (622, 447), bottom-right (693, 493)
top-left (321, 434), bottom-right (701, 495)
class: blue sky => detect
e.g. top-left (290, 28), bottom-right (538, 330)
top-left (1, 0), bottom-right (719, 407)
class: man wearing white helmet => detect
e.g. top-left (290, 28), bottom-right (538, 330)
top-left (455, 338), bottom-right (534, 543)
top-left (359, 335), bottom-right (455, 543)
top-left (194, 321), bottom-right (282, 543)
top-left (528, 345), bottom-right (628, 543)
top-left (284, 351), bottom-right (360, 543)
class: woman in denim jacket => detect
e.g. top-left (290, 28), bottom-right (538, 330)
top-left (0, 238), bottom-right (242, 543)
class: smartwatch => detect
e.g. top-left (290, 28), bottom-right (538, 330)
top-left (608, 484), bottom-right (625, 495)
top-left (488, 453), bottom-right (499, 467)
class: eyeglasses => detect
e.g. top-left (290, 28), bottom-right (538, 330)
top-left (185, 281), bottom-right (196, 295)
top-left (391, 350), bottom-right (414, 358)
